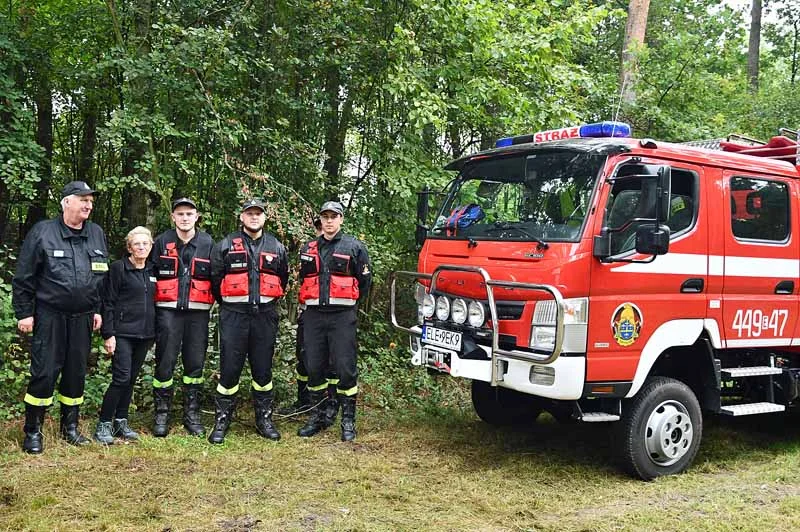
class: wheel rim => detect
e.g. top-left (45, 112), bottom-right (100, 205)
top-left (644, 399), bottom-right (693, 467)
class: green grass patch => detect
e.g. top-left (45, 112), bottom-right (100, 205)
top-left (2, 407), bottom-right (800, 531)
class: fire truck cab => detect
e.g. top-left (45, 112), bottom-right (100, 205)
top-left (390, 122), bottom-right (800, 479)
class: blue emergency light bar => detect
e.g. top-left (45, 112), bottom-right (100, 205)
top-left (495, 121), bottom-right (632, 148)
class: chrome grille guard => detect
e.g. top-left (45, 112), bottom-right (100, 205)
top-left (389, 265), bottom-right (565, 384)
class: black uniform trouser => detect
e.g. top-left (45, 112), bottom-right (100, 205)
top-left (303, 306), bottom-right (358, 395)
top-left (153, 308), bottom-right (210, 388)
top-left (218, 306), bottom-right (278, 395)
top-left (25, 305), bottom-right (92, 407)
top-left (295, 310), bottom-right (339, 385)
top-left (99, 336), bottom-right (154, 421)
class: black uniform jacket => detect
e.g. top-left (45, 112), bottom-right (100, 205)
top-left (101, 258), bottom-right (156, 340)
top-left (149, 228), bottom-right (214, 310)
top-left (300, 231), bottom-right (371, 310)
top-left (211, 230), bottom-right (289, 312)
top-left (12, 217), bottom-right (109, 318)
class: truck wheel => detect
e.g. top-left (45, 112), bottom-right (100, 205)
top-left (471, 380), bottom-right (542, 426)
top-left (615, 376), bottom-right (702, 480)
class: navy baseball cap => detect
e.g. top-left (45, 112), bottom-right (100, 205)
top-left (319, 201), bottom-right (344, 216)
top-left (61, 181), bottom-right (96, 199)
top-left (171, 197), bottom-right (197, 211)
top-left (241, 199), bottom-right (266, 213)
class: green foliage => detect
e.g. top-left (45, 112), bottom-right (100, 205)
top-left (3, 0), bottom-right (800, 422)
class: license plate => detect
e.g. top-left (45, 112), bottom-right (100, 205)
top-left (421, 325), bottom-right (462, 351)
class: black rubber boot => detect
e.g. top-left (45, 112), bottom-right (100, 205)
top-left (340, 395), bottom-right (357, 442)
top-left (22, 404), bottom-right (45, 454)
top-left (208, 395), bottom-right (237, 445)
top-left (182, 385), bottom-right (205, 436)
top-left (253, 391), bottom-right (281, 441)
top-left (60, 405), bottom-right (90, 446)
top-left (152, 387), bottom-right (174, 438)
top-left (297, 391), bottom-right (328, 438)
top-left (277, 381), bottom-right (311, 416)
top-left (322, 384), bottom-right (339, 428)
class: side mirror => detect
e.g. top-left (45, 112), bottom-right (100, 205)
top-left (635, 224), bottom-right (670, 255)
top-left (592, 233), bottom-right (611, 259)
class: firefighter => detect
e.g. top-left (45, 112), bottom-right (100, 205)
top-left (297, 201), bottom-right (371, 441)
top-left (93, 226), bottom-right (156, 444)
top-left (208, 199), bottom-right (289, 444)
top-left (279, 216), bottom-right (341, 418)
top-left (12, 181), bottom-right (108, 453)
top-left (150, 197), bottom-right (215, 437)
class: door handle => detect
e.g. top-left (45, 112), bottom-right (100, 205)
top-left (775, 280), bottom-right (794, 295)
top-left (680, 278), bottom-right (704, 293)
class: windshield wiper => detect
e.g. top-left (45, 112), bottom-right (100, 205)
top-left (488, 222), bottom-right (549, 249)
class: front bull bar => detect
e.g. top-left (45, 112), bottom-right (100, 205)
top-left (389, 265), bottom-right (565, 386)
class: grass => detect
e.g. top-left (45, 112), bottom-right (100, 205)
top-left (1, 403), bottom-right (800, 531)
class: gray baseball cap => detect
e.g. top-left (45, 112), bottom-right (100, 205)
top-left (319, 201), bottom-right (344, 216)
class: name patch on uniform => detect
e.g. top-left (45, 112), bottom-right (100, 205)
top-left (91, 262), bottom-right (109, 272)
top-left (301, 254), bottom-right (314, 262)
top-left (53, 250), bottom-right (64, 257)
top-left (149, 276), bottom-right (157, 282)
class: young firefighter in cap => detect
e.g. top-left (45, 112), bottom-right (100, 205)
top-left (297, 201), bottom-right (371, 441)
top-left (149, 197), bottom-right (215, 437)
top-left (12, 180), bottom-right (109, 453)
top-left (279, 216), bottom-right (340, 418)
top-left (208, 199), bottom-right (289, 443)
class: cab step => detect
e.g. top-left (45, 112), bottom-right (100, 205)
top-left (721, 366), bottom-right (783, 378)
top-left (719, 402), bottom-right (786, 416)
top-left (580, 412), bottom-right (620, 422)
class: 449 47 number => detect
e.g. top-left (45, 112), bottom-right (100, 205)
top-left (731, 308), bottom-right (789, 338)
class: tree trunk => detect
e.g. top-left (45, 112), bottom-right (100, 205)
top-left (748, 0), bottom-right (762, 92)
top-left (321, 67), bottom-right (352, 197)
top-left (24, 76), bottom-right (53, 235)
top-left (620, 0), bottom-right (651, 106)
top-left (77, 93), bottom-right (98, 182)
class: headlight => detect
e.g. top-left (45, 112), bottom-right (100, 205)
top-left (530, 297), bottom-right (589, 351)
top-left (435, 296), bottom-right (451, 321)
top-left (530, 326), bottom-right (556, 350)
top-left (468, 301), bottom-right (485, 327)
top-left (451, 298), bottom-right (467, 324)
top-left (421, 293), bottom-right (435, 319)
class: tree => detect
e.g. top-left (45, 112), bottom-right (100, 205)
top-left (620, 0), bottom-right (651, 106)
top-left (748, 0), bottom-right (763, 91)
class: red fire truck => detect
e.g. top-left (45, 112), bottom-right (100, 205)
top-left (390, 122), bottom-right (800, 479)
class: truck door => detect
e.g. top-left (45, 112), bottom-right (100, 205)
top-left (587, 161), bottom-right (707, 383)
top-left (721, 173), bottom-right (799, 348)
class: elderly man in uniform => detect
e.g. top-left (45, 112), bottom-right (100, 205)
top-left (297, 201), bottom-right (371, 441)
top-left (13, 181), bottom-right (109, 453)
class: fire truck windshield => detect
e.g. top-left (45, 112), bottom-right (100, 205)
top-left (431, 149), bottom-right (606, 243)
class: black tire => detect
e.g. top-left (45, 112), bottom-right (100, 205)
top-left (471, 380), bottom-right (542, 426)
top-left (614, 376), bottom-right (703, 480)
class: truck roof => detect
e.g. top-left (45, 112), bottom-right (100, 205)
top-left (445, 137), bottom-right (800, 178)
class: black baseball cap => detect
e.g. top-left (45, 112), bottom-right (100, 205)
top-left (319, 201), bottom-right (344, 216)
top-left (241, 199), bottom-right (266, 213)
top-left (171, 197), bottom-right (197, 211)
top-left (61, 181), bottom-right (96, 199)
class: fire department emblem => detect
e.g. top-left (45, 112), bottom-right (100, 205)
top-left (611, 303), bottom-right (643, 347)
